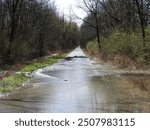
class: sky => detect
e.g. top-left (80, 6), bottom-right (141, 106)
top-left (54, 0), bottom-right (87, 26)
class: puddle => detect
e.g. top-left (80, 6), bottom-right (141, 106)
top-left (0, 47), bottom-right (149, 113)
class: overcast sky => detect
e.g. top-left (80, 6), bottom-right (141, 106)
top-left (55, 0), bottom-right (87, 26)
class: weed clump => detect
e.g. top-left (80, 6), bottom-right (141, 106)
top-left (0, 74), bottom-right (28, 93)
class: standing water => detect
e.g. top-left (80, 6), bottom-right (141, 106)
top-left (0, 47), bottom-right (149, 112)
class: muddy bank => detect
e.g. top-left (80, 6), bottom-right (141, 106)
top-left (93, 75), bottom-right (150, 112)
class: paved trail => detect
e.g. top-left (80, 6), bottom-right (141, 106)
top-left (0, 47), bottom-right (149, 112)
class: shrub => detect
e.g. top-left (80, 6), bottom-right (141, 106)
top-left (86, 29), bottom-right (150, 65)
top-left (86, 39), bottom-right (99, 55)
top-left (102, 30), bottom-right (148, 64)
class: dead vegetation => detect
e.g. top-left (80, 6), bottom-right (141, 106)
top-left (116, 75), bottom-right (150, 97)
top-left (129, 77), bottom-right (150, 91)
top-left (113, 55), bottom-right (142, 69)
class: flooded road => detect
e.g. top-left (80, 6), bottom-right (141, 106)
top-left (0, 47), bottom-right (150, 112)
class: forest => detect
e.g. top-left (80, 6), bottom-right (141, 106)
top-left (0, 0), bottom-right (150, 113)
top-left (0, 0), bottom-right (150, 67)
top-left (80, 0), bottom-right (150, 66)
top-left (0, 0), bottom-right (79, 66)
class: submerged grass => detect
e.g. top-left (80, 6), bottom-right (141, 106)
top-left (0, 55), bottom-right (65, 94)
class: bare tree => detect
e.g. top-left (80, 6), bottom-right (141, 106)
top-left (79, 0), bottom-right (102, 51)
top-left (5, 0), bottom-right (24, 42)
top-left (134, 0), bottom-right (150, 62)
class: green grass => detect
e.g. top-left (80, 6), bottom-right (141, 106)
top-left (0, 54), bottom-right (65, 94)
top-left (22, 55), bottom-right (64, 72)
top-left (0, 74), bottom-right (28, 93)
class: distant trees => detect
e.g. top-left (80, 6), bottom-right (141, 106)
top-left (79, 0), bottom-right (102, 50)
top-left (0, 0), bottom-right (79, 66)
top-left (80, 0), bottom-right (150, 63)
top-left (80, 0), bottom-right (150, 42)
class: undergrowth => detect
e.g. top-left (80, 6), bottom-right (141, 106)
top-left (86, 28), bottom-right (150, 67)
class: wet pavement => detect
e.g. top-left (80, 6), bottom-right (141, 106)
top-left (0, 47), bottom-right (150, 113)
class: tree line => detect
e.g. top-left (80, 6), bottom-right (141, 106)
top-left (0, 0), bottom-right (79, 66)
top-left (80, 0), bottom-right (150, 64)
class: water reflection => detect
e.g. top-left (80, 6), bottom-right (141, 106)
top-left (0, 47), bottom-right (149, 113)
top-left (91, 75), bottom-right (150, 112)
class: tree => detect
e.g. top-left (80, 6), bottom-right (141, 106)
top-left (79, 0), bottom-right (102, 51)
top-left (80, 0), bottom-right (150, 64)
top-left (0, 0), bottom-right (79, 66)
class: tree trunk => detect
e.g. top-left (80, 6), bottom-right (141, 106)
top-left (135, 0), bottom-right (148, 63)
top-left (135, 0), bottom-right (146, 40)
top-left (39, 32), bottom-right (44, 57)
top-left (95, 13), bottom-right (101, 51)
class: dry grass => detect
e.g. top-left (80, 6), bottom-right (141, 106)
top-left (113, 54), bottom-right (142, 69)
top-left (116, 76), bottom-right (150, 98)
top-left (129, 78), bottom-right (150, 91)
